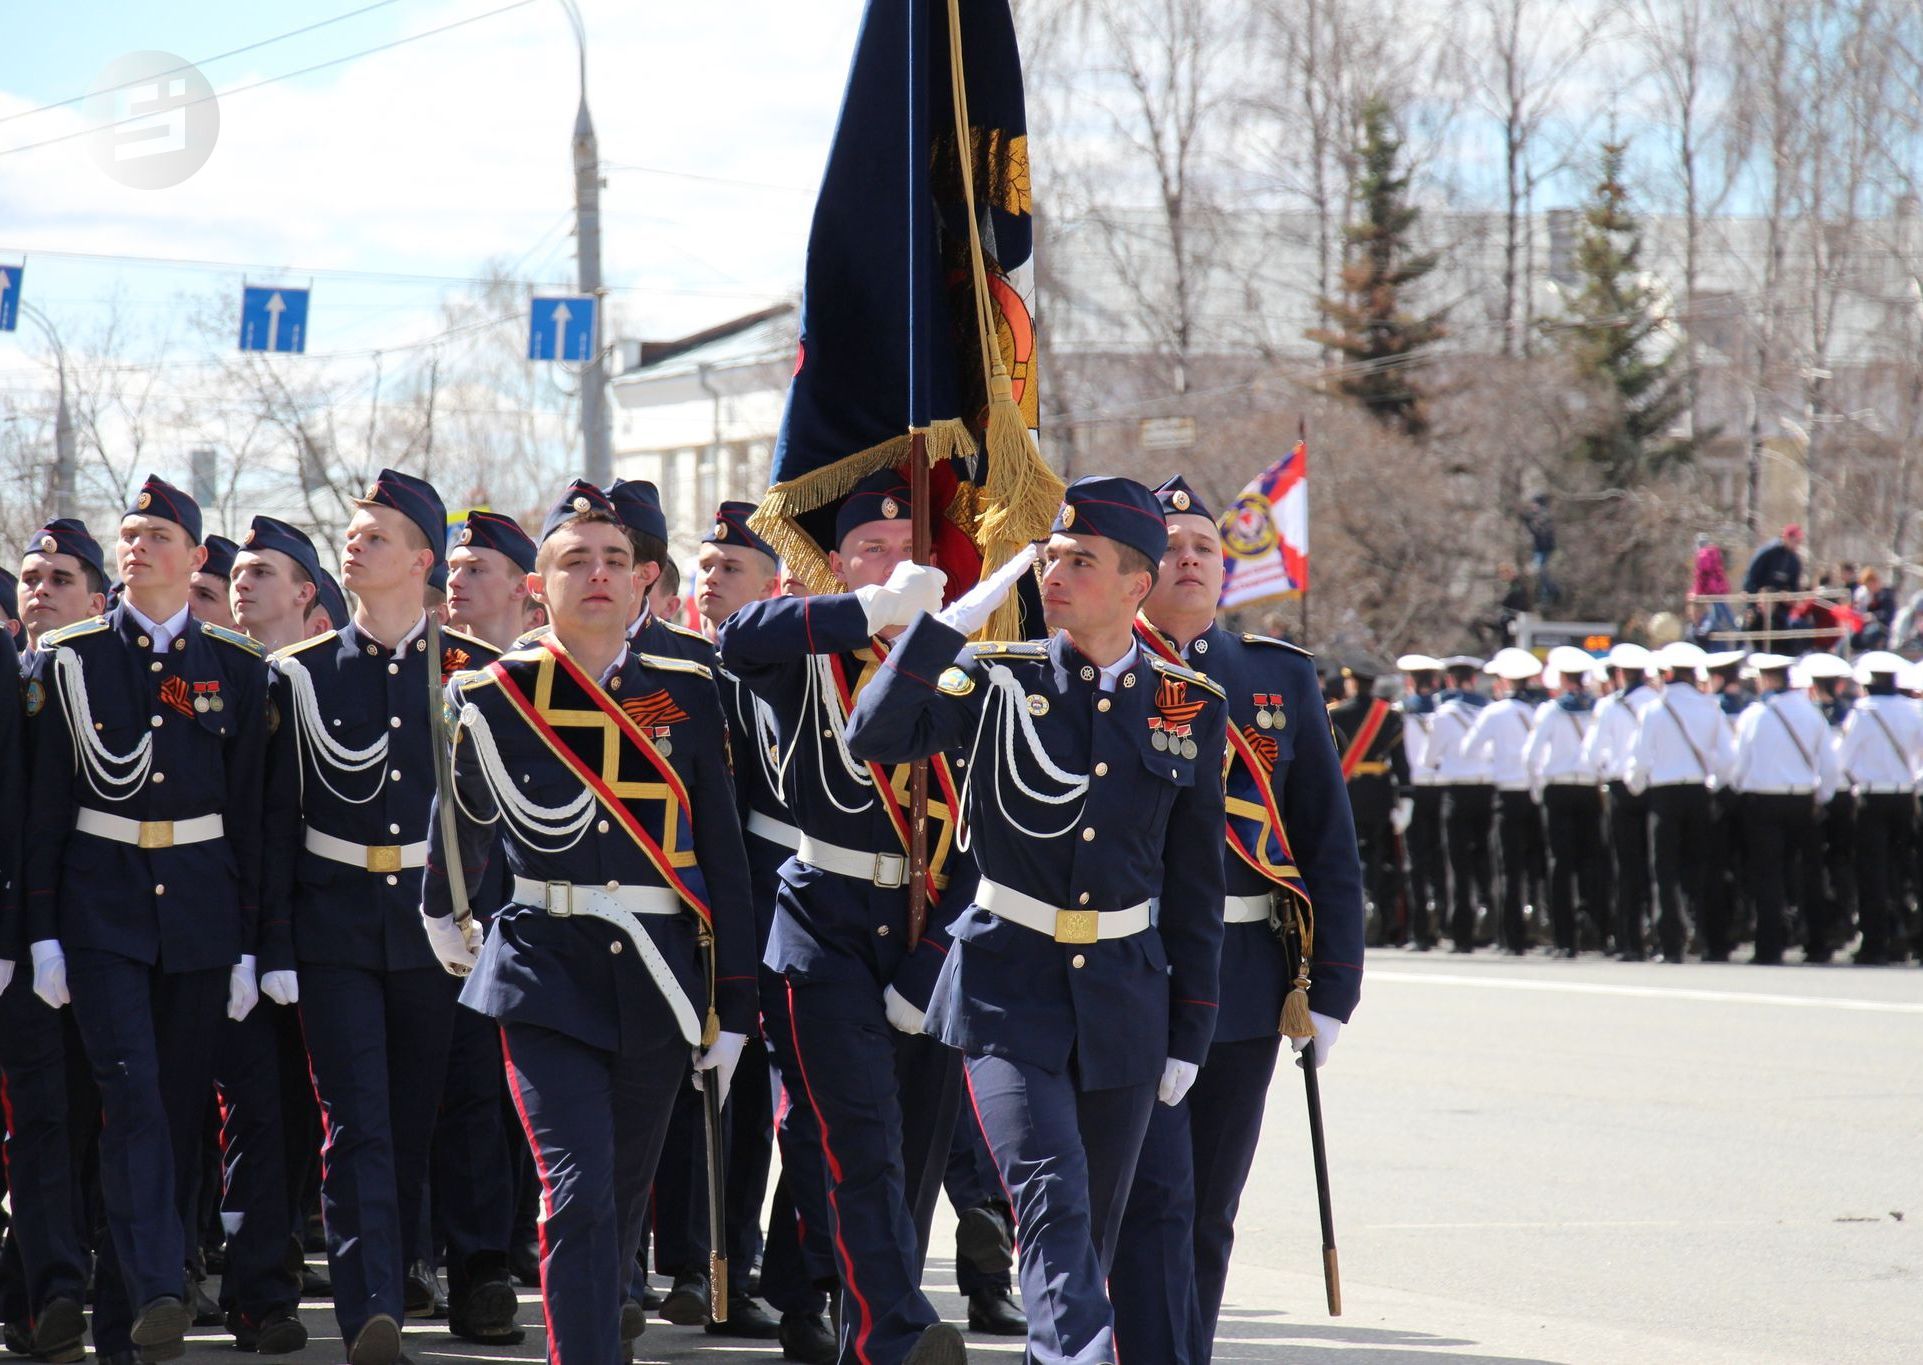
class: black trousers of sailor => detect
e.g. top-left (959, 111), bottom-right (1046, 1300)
top-left (1607, 781), bottom-right (1651, 957)
top-left (778, 977), bottom-right (960, 1365)
top-left (1351, 797), bottom-right (1403, 945)
top-left (1404, 788), bottom-right (1446, 946)
top-left (1110, 1034), bottom-right (1280, 1365)
top-left (1702, 789), bottom-right (1742, 961)
top-left (1442, 783), bottom-right (1494, 947)
top-left (1853, 793), bottom-right (1914, 962)
top-left (501, 1022), bottom-right (683, 1365)
top-left (1742, 793), bottom-right (1823, 963)
top-left (298, 965), bottom-right (461, 1341)
top-left (0, 977), bottom-right (96, 1336)
top-left (1493, 790), bottom-right (1538, 952)
top-left (64, 952), bottom-right (225, 1355)
top-left (1647, 784), bottom-right (1712, 961)
top-left (754, 970), bottom-right (835, 1320)
top-left (966, 1052), bottom-right (1156, 1365)
top-left (212, 1000), bottom-right (310, 1326)
top-left (1540, 787), bottom-right (1603, 954)
top-left (431, 1002), bottom-right (518, 1303)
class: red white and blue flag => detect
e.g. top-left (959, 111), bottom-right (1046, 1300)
top-left (1218, 440), bottom-right (1309, 607)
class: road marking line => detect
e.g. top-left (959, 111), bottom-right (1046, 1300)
top-left (1368, 970), bottom-right (1923, 1015)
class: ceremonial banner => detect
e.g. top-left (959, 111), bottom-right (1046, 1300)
top-left (1219, 440), bottom-right (1309, 608)
top-left (752, 0), bottom-right (1060, 632)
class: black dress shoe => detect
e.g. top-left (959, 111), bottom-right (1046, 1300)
top-left (954, 1205), bottom-right (1014, 1275)
top-left (657, 1272), bottom-right (708, 1326)
top-left (778, 1310), bottom-right (837, 1364)
top-left (402, 1261), bottom-right (446, 1319)
top-left (640, 1279), bottom-right (665, 1310)
top-left (903, 1321), bottom-right (968, 1364)
top-left (30, 1296), bottom-right (86, 1362)
top-left (449, 1268), bottom-right (524, 1345)
top-left (705, 1293), bottom-right (780, 1339)
top-left (347, 1313), bottom-right (401, 1365)
top-left (187, 1275), bottom-right (223, 1328)
top-left (228, 1305), bottom-right (308, 1355)
top-left (508, 1239), bottom-right (541, 1288)
top-left (966, 1286), bottom-right (1025, 1336)
top-left (619, 1299), bottom-right (646, 1361)
top-left (129, 1297), bottom-right (190, 1355)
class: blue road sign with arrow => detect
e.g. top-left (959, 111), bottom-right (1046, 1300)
top-left (239, 286), bottom-right (309, 353)
top-left (0, 265), bottom-right (21, 332)
top-left (529, 295), bottom-right (596, 362)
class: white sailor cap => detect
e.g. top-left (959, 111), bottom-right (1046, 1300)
top-left (1441, 654), bottom-right (1484, 670)
top-left (1702, 650), bottom-right (1747, 671)
top-left (1484, 646), bottom-right (1543, 680)
top-left (1603, 642), bottom-right (1653, 670)
top-left (1396, 653), bottom-right (1445, 673)
top-left (1799, 651), bottom-right (1854, 681)
top-left (1545, 645), bottom-right (1601, 679)
top-left (1899, 663), bottom-right (1923, 694)
top-left (1853, 650), bottom-right (1908, 683)
top-left (1745, 652), bottom-right (1794, 675)
top-left (1654, 641), bottom-right (1709, 673)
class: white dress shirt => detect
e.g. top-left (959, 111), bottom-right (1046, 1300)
top-left (1522, 699), bottom-right (1594, 792)
top-left (1627, 684), bottom-right (1731, 793)
top-left (124, 601), bottom-right (194, 653)
top-left (1581, 683), bottom-right (1657, 783)
top-left (1428, 695), bottom-right (1492, 785)
top-left (1402, 704), bottom-right (1436, 787)
top-left (1460, 696), bottom-right (1537, 791)
top-left (1836, 694), bottom-right (1923, 793)
top-left (1729, 692), bottom-right (1838, 799)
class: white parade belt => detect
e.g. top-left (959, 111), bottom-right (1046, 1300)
top-left (745, 810), bottom-right (803, 852)
top-left (508, 876), bottom-right (699, 1046)
top-left (795, 832), bottom-right (907, 889)
top-left (304, 826), bottom-right (428, 874)
top-left (1223, 893), bottom-right (1272, 925)
top-left (976, 878), bottom-right (1151, 945)
top-left (76, 807), bottom-right (222, 850)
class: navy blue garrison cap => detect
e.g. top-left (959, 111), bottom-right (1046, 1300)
top-left (198, 534), bottom-right (239, 580)
top-left (129, 474), bottom-right (202, 544)
top-left (1153, 475), bottom-right (1215, 524)
top-left (354, 468), bottom-right (447, 582)
top-left (241, 517), bottom-right (325, 586)
top-left (25, 518), bottom-right (107, 584)
top-left (541, 478), bottom-right (620, 543)
top-left (1051, 475), bottom-right (1168, 565)
top-left (703, 501), bottom-right (778, 562)
top-left (605, 479), bottom-right (668, 544)
top-left (311, 565), bottom-right (349, 627)
top-left (455, 510), bottom-right (537, 574)
top-left (834, 469), bottom-right (913, 548)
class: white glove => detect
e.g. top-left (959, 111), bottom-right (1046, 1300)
top-left (1290, 1011), bottom-right (1343, 1069)
top-left (854, 561), bottom-right (948, 635)
top-left (937, 542), bottom-right (1037, 636)
top-left (422, 912), bottom-right (481, 978)
top-left (1158, 1057), bottom-right (1199, 1107)
top-left (0, 960), bottom-right (13, 997)
top-left (30, 941), bottom-right (68, 1010)
top-left (261, 970), bottom-right (300, 1007)
top-left (882, 985), bottom-right (926, 1035)
top-left (692, 1030), bottom-right (749, 1108)
top-left (228, 955), bottom-right (259, 1022)
top-left (1389, 796), bottom-right (1413, 834)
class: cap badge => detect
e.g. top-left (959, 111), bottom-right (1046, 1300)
top-left (136, 491), bottom-right (152, 510)
top-left (38, 534), bottom-right (57, 553)
top-left (1061, 504), bottom-right (1076, 528)
top-left (881, 496), bottom-right (900, 519)
top-left (714, 522), bottom-right (728, 540)
top-left (1171, 489), bottom-right (1191, 511)
top-left (242, 528), bottom-right (257, 546)
top-left (457, 526), bottom-right (474, 545)
top-left (571, 495), bottom-right (590, 513)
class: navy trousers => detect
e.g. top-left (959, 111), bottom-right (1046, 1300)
top-left (500, 1021), bottom-right (682, 1365)
top-left (65, 952), bottom-right (224, 1355)
top-left (944, 1112), bottom-right (1012, 1295)
top-left (963, 1052), bottom-right (1156, 1365)
top-left (0, 977), bottom-right (94, 1328)
top-left (1110, 1035), bottom-right (1280, 1364)
top-left (645, 1035), bottom-right (775, 1288)
top-left (431, 1002), bottom-right (517, 1298)
top-left (213, 1000), bottom-right (305, 1321)
top-left (299, 964), bottom-right (460, 1341)
top-left (754, 967), bottom-right (834, 1318)
top-left (779, 976), bottom-right (960, 1365)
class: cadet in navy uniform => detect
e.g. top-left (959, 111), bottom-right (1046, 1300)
top-left (1111, 476), bottom-right (1363, 1364)
top-left (421, 491), bottom-right (756, 1365)
top-left (607, 478), bottom-right (717, 668)
top-left (845, 475), bottom-right (1231, 1365)
top-left (717, 470), bottom-right (970, 1365)
top-left (188, 534), bottom-right (240, 631)
top-left (1328, 658), bottom-right (1406, 945)
top-left (22, 476), bottom-right (270, 1365)
top-left (261, 470), bottom-right (504, 1365)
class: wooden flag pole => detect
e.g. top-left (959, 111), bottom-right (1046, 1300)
top-left (906, 431), bottom-right (931, 948)
top-left (1298, 415), bottom-right (1310, 645)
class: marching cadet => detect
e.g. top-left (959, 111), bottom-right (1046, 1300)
top-left (1836, 652), bottom-right (1921, 965)
top-left (1110, 476), bottom-right (1363, 1364)
top-left (17, 521), bottom-right (108, 652)
top-left (1699, 650), bottom-right (1751, 961)
top-left (1583, 643), bottom-right (1657, 959)
top-left (422, 487), bottom-right (756, 1365)
top-left (1522, 647), bottom-right (1605, 956)
top-left (845, 475), bottom-right (1232, 1365)
top-left (310, 567), bottom-right (350, 638)
top-left (1396, 654), bottom-right (1447, 949)
top-left (689, 502), bottom-right (834, 1355)
top-left (22, 476), bottom-right (270, 1365)
top-left (1803, 653), bottom-right (1857, 963)
top-left (1431, 657), bottom-right (1494, 951)
top-left (1728, 654), bottom-right (1836, 965)
top-left (216, 518), bottom-right (338, 1354)
top-left (1328, 657), bottom-right (1407, 946)
top-left (607, 479), bottom-right (713, 666)
top-left (1628, 643), bottom-right (1730, 963)
top-left (189, 535), bottom-right (240, 631)
top-left (261, 469), bottom-right (508, 1365)
top-left (716, 469), bottom-right (969, 1365)
top-left (433, 510), bottom-right (540, 1344)
top-left (1461, 648), bottom-right (1543, 954)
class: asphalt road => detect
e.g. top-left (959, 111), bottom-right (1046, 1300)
top-left (157, 953), bottom-right (1918, 1364)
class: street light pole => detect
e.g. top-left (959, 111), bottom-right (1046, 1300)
top-left (20, 302), bottom-right (76, 519)
top-left (559, 0), bottom-right (612, 484)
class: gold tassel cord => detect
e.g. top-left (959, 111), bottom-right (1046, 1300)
top-left (1280, 899), bottom-right (1317, 1041)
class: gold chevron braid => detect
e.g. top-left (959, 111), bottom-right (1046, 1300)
top-left (529, 652), bottom-right (696, 867)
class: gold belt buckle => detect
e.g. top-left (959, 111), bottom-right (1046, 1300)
top-left (137, 820), bottom-right (174, 850)
top-left (1053, 909), bottom-right (1098, 945)
top-left (545, 880), bottom-right (574, 917)
top-left (365, 845), bottom-right (403, 874)
top-left (873, 853), bottom-right (906, 889)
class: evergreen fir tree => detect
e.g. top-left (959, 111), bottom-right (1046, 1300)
top-left (1550, 140), bottom-right (1696, 483)
top-left (1307, 97), bottom-right (1447, 440)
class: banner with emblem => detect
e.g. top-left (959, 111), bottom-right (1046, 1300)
top-left (1219, 439), bottom-right (1309, 608)
top-left (750, 0), bottom-right (1061, 636)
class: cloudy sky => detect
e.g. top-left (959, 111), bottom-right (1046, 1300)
top-left (0, 0), bottom-right (865, 367)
